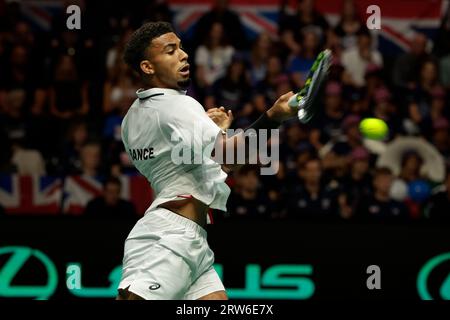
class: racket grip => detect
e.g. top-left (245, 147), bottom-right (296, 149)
top-left (288, 93), bottom-right (299, 108)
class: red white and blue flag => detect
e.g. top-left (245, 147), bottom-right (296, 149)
top-left (0, 174), bottom-right (153, 215)
top-left (169, 0), bottom-right (448, 52)
top-left (0, 175), bottom-right (62, 214)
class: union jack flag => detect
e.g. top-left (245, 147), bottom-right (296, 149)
top-left (0, 175), bottom-right (62, 214)
top-left (62, 175), bottom-right (153, 215)
top-left (169, 0), bottom-right (448, 53)
top-left (20, 0), bottom-right (64, 31)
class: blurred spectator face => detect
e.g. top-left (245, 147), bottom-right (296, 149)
top-left (325, 82), bottom-right (342, 111)
top-left (55, 55), bottom-right (77, 80)
top-left (254, 33), bottom-right (272, 54)
top-left (5, 89), bottom-right (26, 117)
top-left (346, 124), bottom-right (361, 141)
top-left (410, 33), bottom-right (427, 56)
top-left (267, 56), bottom-right (281, 75)
top-left (104, 181), bottom-right (121, 206)
top-left (374, 171), bottom-right (393, 195)
top-left (302, 159), bottom-right (322, 184)
top-left (401, 153), bottom-right (423, 180)
top-left (11, 45), bottom-right (28, 67)
top-left (81, 144), bottom-right (101, 173)
top-left (275, 79), bottom-right (292, 97)
top-left (433, 128), bottom-right (449, 150)
top-left (299, 0), bottom-right (314, 14)
top-left (303, 31), bottom-right (318, 52)
top-left (342, 0), bottom-right (357, 20)
top-left (71, 123), bottom-right (88, 146)
top-left (431, 87), bottom-right (445, 111)
top-left (238, 169), bottom-right (259, 191)
top-left (252, 94), bottom-right (267, 113)
top-left (229, 60), bottom-right (245, 79)
top-left (14, 21), bottom-right (34, 46)
top-left (420, 61), bottom-right (438, 85)
top-left (351, 147), bottom-right (369, 177)
top-left (357, 33), bottom-right (371, 52)
top-left (353, 159), bottom-right (369, 177)
top-left (286, 123), bottom-right (303, 144)
top-left (210, 22), bottom-right (224, 45)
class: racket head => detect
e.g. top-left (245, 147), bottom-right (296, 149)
top-left (288, 49), bottom-right (332, 123)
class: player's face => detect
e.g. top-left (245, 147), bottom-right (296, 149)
top-left (147, 32), bottom-right (190, 89)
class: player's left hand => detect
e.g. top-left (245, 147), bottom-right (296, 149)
top-left (207, 107), bottom-right (234, 130)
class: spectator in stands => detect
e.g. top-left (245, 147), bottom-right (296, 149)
top-left (431, 118), bottom-right (450, 166)
top-left (429, 87), bottom-right (448, 124)
top-left (338, 147), bottom-right (373, 219)
top-left (325, 28), bottom-right (344, 62)
top-left (103, 62), bottom-right (137, 115)
top-left (77, 142), bottom-right (102, 178)
top-left (256, 55), bottom-right (287, 104)
top-left (322, 114), bottom-right (363, 180)
top-left (334, 0), bottom-right (363, 50)
top-left (0, 44), bottom-right (46, 117)
top-left (439, 54), bottom-right (450, 89)
top-left (227, 166), bottom-right (271, 218)
top-left (10, 138), bottom-right (46, 175)
top-left (356, 167), bottom-right (409, 221)
top-left (247, 33), bottom-right (273, 86)
top-left (84, 177), bottom-right (136, 218)
top-left (279, 120), bottom-right (311, 175)
top-left (284, 158), bottom-right (340, 220)
top-left (193, 0), bottom-right (247, 50)
top-left (341, 29), bottom-right (383, 87)
top-left (279, 0), bottom-right (329, 46)
top-left (207, 53), bottom-right (251, 112)
top-left (425, 168), bottom-right (450, 222)
top-left (310, 82), bottom-right (346, 151)
top-left (405, 60), bottom-right (442, 136)
top-left (370, 86), bottom-right (401, 139)
top-left (49, 55), bottom-right (90, 123)
top-left (433, 6), bottom-right (450, 58)
top-left (288, 29), bottom-right (320, 88)
top-left (60, 121), bottom-right (89, 175)
top-left (392, 33), bottom-right (431, 89)
top-left (399, 151), bottom-right (425, 184)
top-left (195, 22), bottom-right (235, 90)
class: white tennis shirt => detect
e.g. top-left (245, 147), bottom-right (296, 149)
top-left (121, 88), bottom-right (230, 213)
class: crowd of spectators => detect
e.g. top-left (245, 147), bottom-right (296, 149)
top-left (0, 0), bottom-right (449, 222)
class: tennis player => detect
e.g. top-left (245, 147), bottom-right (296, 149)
top-left (116, 21), bottom-right (327, 300)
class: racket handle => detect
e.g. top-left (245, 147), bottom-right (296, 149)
top-left (288, 93), bottom-right (304, 108)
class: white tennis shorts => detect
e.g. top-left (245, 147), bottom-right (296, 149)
top-left (118, 207), bottom-right (225, 300)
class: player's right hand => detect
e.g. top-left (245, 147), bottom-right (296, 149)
top-left (266, 91), bottom-right (297, 123)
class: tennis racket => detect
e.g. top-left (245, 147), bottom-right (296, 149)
top-left (288, 49), bottom-right (332, 124)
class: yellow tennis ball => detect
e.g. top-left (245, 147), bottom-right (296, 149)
top-left (359, 118), bottom-right (389, 140)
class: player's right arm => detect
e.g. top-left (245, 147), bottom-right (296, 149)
top-left (212, 91), bottom-right (296, 170)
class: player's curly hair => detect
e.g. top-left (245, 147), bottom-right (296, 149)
top-left (123, 21), bottom-right (175, 74)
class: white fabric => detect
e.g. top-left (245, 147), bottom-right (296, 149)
top-left (341, 47), bottom-right (383, 86)
top-left (121, 87), bottom-right (230, 212)
top-left (118, 207), bottom-right (225, 299)
top-left (194, 45), bottom-right (235, 85)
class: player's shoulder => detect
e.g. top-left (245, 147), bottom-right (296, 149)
top-left (160, 94), bottom-right (205, 119)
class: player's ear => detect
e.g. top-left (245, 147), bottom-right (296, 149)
top-left (140, 60), bottom-right (154, 76)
